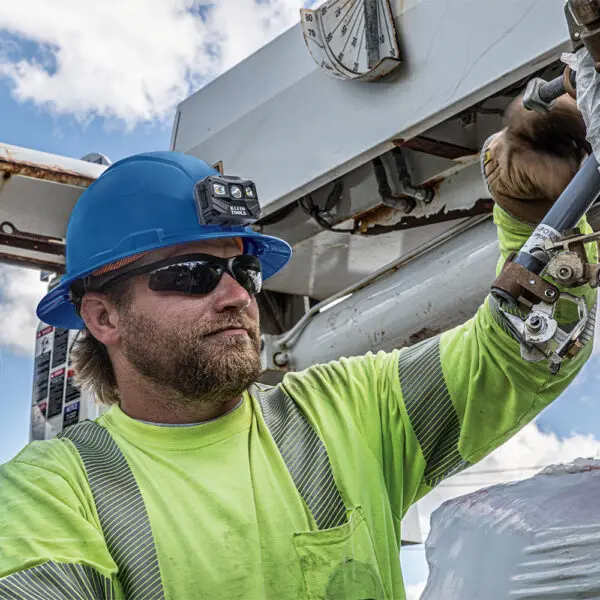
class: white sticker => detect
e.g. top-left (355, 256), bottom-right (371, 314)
top-left (521, 224), bottom-right (561, 256)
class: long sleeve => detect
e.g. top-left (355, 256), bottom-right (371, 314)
top-left (281, 206), bottom-right (597, 522)
top-left (0, 439), bottom-right (120, 597)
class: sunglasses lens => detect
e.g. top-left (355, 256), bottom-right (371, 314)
top-left (149, 262), bottom-right (222, 294)
top-left (147, 255), bottom-right (262, 296)
top-left (190, 264), bottom-right (223, 294)
top-left (232, 255), bottom-right (262, 295)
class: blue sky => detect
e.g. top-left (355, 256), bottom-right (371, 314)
top-left (0, 105), bottom-right (172, 464)
top-left (0, 0), bottom-right (311, 458)
top-left (1, 3), bottom-right (600, 597)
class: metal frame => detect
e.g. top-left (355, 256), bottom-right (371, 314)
top-left (0, 143), bottom-right (106, 272)
top-left (172, 0), bottom-right (572, 215)
top-left (261, 215), bottom-right (498, 371)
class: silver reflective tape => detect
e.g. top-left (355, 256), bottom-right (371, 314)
top-left (252, 385), bottom-right (347, 530)
top-left (580, 300), bottom-right (597, 346)
top-left (59, 422), bottom-right (164, 600)
top-left (398, 336), bottom-right (469, 487)
top-left (0, 561), bottom-right (113, 599)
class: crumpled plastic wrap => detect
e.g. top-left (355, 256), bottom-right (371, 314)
top-left (420, 459), bottom-right (600, 600)
top-left (569, 47), bottom-right (600, 163)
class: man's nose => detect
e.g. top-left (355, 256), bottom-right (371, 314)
top-left (212, 272), bottom-right (252, 312)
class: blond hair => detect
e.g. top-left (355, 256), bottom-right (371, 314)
top-left (70, 280), bottom-right (132, 405)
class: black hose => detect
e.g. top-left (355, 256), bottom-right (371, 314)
top-left (537, 70), bottom-right (577, 104)
top-left (538, 76), bottom-right (568, 104)
top-left (535, 154), bottom-right (600, 233)
top-left (513, 154), bottom-right (600, 275)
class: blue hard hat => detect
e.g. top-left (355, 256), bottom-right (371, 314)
top-left (37, 151), bottom-right (292, 330)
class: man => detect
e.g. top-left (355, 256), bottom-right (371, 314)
top-left (0, 94), bottom-right (596, 600)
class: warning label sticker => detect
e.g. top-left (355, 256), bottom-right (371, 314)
top-left (33, 353), bottom-right (51, 404)
top-left (51, 328), bottom-right (69, 369)
top-left (33, 326), bottom-right (54, 405)
top-left (63, 401), bottom-right (80, 429)
top-left (47, 368), bottom-right (65, 419)
top-left (65, 369), bottom-right (81, 404)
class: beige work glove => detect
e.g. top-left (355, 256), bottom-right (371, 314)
top-left (482, 95), bottom-right (590, 224)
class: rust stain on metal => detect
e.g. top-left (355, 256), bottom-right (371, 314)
top-left (0, 252), bottom-right (65, 274)
top-left (407, 327), bottom-right (443, 346)
top-left (356, 198), bottom-right (493, 233)
top-left (354, 204), bottom-right (398, 228)
top-left (395, 136), bottom-right (478, 160)
top-left (0, 222), bottom-right (66, 256)
top-left (0, 234), bottom-right (65, 256)
top-left (421, 174), bottom-right (446, 190)
top-left (0, 155), bottom-right (96, 188)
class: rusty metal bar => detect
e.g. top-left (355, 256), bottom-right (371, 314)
top-left (0, 143), bottom-right (104, 188)
top-left (0, 252), bottom-right (65, 274)
top-left (358, 198), bottom-right (494, 234)
top-left (0, 229), bottom-right (65, 257)
top-left (0, 143), bottom-right (106, 273)
top-left (395, 136), bottom-right (478, 160)
top-left (0, 156), bottom-right (96, 188)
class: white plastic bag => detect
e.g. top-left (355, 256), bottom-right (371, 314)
top-left (421, 459), bottom-right (600, 600)
top-left (571, 47), bottom-right (600, 163)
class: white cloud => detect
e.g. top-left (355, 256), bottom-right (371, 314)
top-left (405, 582), bottom-right (426, 600)
top-left (0, 0), bottom-right (316, 128)
top-left (0, 1), bottom-right (317, 354)
top-left (0, 265), bottom-right (47, 356)
top-left (593, 290), bottom-right (600, 354)
top-left (416, 422), bottom-right (600, 539)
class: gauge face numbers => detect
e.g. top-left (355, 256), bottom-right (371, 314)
top-left (301, 0), bottom-right (401, 81)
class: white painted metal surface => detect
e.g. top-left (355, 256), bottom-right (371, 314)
top-left (0, 143), bottom-right (106, 272)
top-left (267, 215), bottom-right (498, 370)
top-left (172, 0), bottom-right (572, 214)
top-left (262, 159), bottom-right (490, 298)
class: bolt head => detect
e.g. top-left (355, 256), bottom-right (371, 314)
top-left (558, 266), bottom-right (573, 280)
top-left (527, 316), bottom-right (543, 331)
top-left (545, 288), bottom-right (557, 299)
top-left (273, 352), bottom-right (289, 367)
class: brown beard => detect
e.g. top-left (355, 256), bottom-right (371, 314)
top-left (119, 307), bottom-right (262, 408)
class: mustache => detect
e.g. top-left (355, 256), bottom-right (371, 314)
top-left (195, 314), bottom-right (259, 338)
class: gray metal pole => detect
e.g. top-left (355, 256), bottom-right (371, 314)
top-left (283, 218), bottom-right (500, 370)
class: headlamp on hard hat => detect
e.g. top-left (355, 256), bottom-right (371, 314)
top-left (194, 175), bottom-right (261, 227)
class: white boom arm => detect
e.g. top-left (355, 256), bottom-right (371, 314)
top-left (0, 143), bottom-right (106, 273)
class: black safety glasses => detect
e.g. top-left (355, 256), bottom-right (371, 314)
top-left (99, 253), bottom-right (263, 296)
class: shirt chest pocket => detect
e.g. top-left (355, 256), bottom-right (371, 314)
top-left (293, 507), bottom-right (389, 600)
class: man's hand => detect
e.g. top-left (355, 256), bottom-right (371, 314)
top-left (483, 94), bottom-right (591, 223)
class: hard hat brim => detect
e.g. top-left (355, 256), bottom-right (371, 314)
top-left (37, 231), bottom-right (292, 330)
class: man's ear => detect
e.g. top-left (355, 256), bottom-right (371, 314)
top-left (80, 293), bottom-right (123, 346)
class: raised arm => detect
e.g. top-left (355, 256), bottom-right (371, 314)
top-left (281, 95), bottom-right (598, 521)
